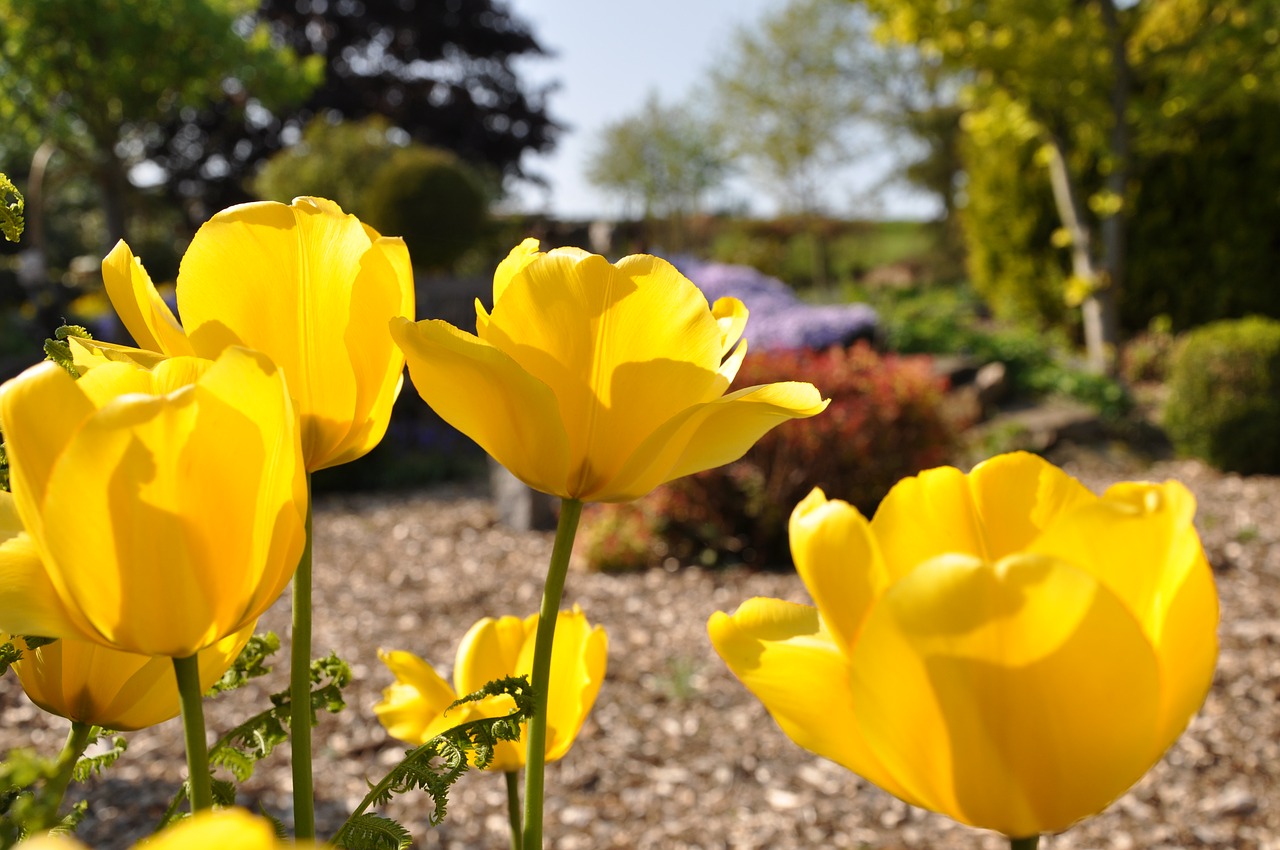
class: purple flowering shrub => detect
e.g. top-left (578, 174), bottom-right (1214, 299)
top-left (680, 260), bottom-right (877, 351)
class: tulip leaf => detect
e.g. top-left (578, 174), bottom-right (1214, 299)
top-left (331, 675), bottom-right (534, 847)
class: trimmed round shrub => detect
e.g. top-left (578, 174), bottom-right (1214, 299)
top-left (362, 146), bottom-right (488, 271)
top-left (1164, 317), bottom-right (1280, 474)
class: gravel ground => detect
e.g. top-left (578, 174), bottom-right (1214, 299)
top-left (1, 447), bottom-right (1277, 850)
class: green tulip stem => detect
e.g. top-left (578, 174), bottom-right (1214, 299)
top-left (43, 720), bottom-right (93, 824)
top-left (505, 770), bottom-right (524, 850)
top-left (521, 497), bottom-right (583, 850)
top-left (1010, 836), bottom-right (1040, 850)
top-left (290, 478), bottom-right (316, 839)
top-left (173, 653), bottom-right (212, 811)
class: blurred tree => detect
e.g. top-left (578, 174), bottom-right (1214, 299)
top-left (149, 0), bottom-right (560, 220)
top-left (252, 114), bottom-right (410, 216)
top-left (862, 0), bottom-right (1280, 371)
top-left (711, 0), bottom-right (874, 287)
top-left (711, 0), bottom-right (869, 216)
top-left (0, 0), bottom-right (320, 246)
top-left (585, 91), bottom-right (731, 250)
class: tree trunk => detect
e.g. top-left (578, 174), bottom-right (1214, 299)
top-left (1043, 132), bottom-right (1118, 374)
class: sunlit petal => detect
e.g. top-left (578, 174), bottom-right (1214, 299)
top-left (100, 240), bottom-right (194, 356)
top-left (390, 316), bottom-right (573, 496)
top-left (708, 597), bottom-right (918, 805)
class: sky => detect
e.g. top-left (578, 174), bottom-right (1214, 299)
top-left (502, 0), bottom-right (939, 221)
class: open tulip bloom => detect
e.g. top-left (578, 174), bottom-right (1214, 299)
top-left (391, 239), bottom-right (826, 848)
top-left (389, 238), bottom-right (828, 504)
top-left (709, 452), bottom-right (1219, 847)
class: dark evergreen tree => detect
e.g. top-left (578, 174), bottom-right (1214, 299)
top-left (149, 0), bottom-right (560, 220)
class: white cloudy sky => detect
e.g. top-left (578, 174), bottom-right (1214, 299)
top-left (503, 0), bottom-right (939, 220)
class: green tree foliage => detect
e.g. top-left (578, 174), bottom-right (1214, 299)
top-left (0, 0), bottom-right (320, 244)
top-left (586, 92), bottom-right (730, 222)
top-left (361, 147), bottom-right (488, 272)
top-left (252, 115), bottom-right (410, 217)
top-left (711, 0), bottom-right (870, 214)
top-left (1165, 317), bottom-right (1280, 474)
top-left (861, 0), bottom-right (1280, 370)
top-left (150, 0), bottom-right (559, 218)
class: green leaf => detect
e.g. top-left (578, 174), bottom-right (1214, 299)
top-left (332, 675), bottom-right (534, 847)
top-left (72, 734), bottom-right (126, 782)
top-left (333, 813), bottom-right (412, 850)
top-left (205, 632), bottom-right (280, 697)
top-left (0, 173), bottom-right (22, 244)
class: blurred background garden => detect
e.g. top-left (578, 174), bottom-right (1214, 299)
top-left (2, 0), bottom-right (1279, 571)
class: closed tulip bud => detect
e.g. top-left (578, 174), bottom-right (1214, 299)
top-left (390, 239), bottom-right (828, 502)
top-left (0, 348), bottom-right (307, 659)
top-left (709, 451), bottom-right (1218, 840)
top-left (87, 196), bottom-right (414, 472)
top-left (375, 606), bottom-right (608, 772)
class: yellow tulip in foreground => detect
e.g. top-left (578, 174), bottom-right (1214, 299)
top-left (13, 631), bottom-right (252, 732)
top-left (390, 239), bottom-right (828, 502)
top-left (0, 347), bottom-right (307, 658)
top-left (709, 452), bottom-right (1218, 840)
top-left (375, 606), bottom-right (607, 772)
top-left (16, 807), bottom-right (322, 849)
top-left (92, 196), bottom-right (414, 472)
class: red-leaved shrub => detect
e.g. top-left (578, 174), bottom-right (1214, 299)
top-left (577, 343), bottom-right (962, 571)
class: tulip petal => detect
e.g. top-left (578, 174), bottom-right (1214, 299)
top-left (967, 452), bottom-right (1097, 559)
top-left (178, 197), bottom-right (410, 470)
top-left (39, 348), bottom-right (303, 657)
top-left (870, 464), bottom-right (991, 577)
top-left (68, 337), bottom-right (173, 374)
top-left (455, 615), bottom-right (530, 695)
top-left (788, 489), bottom-right (888, 654)
top-left (483, 251), bottom-right (726, 496)
top-left (1030, 480), bottom-right (1218, 745)
top-left (711, 296), bottom-right (749, 359)
top-left (101, 240), bottom-right (195, 356)
top-left (708, 597), bottom-right (919, 805)
top-left (543, 607), bottom-right (607, 762)
top-left (492, 237), bottom-right (543, 306)
top-left (849, 553), bottom-right (1163, 836)
top-left (390, 316), bottom-right (573, 496)
top-left (374, 649), bottom-right (466, 744)
top-left (0, 505), bottom-right (85, 641)
top-left (0, 362), bottom-right (95, 532)
top-left (604, 381), bottom-right (828, 502)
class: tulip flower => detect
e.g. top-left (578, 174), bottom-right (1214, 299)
top-left (389, 238), bottom-right (828, 503)
top-left (709, 452), bottom-right (1218, 844)
top-left (375, 605), bottom-right (607, 773)
top-left (93, 196), bottom-right (414, 473)
top-left (0, 348), bottom-right (306, 659)
top-left (17, 807), bottom-right (323, 849)
top-left (11, 629), bottom-right (253, 732)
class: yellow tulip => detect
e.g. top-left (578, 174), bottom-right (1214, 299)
top-left (709, 451), bottom-right (1218, 839)
top-left (389, 239), bottom-right (828, 502)
top-left (11, 631), bottom-right (252, 732)
top-left (16, 807), bottom-right (322, 848)
top-left (0, 347), bottom-right (307, 659)
top-left (375, 606), bottom-right (607, 772)
top-left (92, 196), bottom-right (414, 471)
